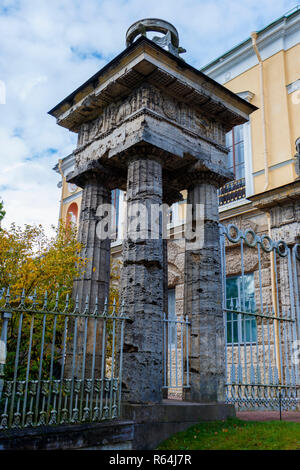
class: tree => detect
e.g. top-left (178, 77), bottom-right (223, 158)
top-left (0, 200), bottom-right (5, 224)
top-left (0, 222), bottom-right (88, 380)
top-left (0, 222), bottom-right (121, 380)
top-left (0, 222), bottom-right (86, 302)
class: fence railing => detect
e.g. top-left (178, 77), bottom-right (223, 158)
top-left (0, 289), bottom-right (127, 430)
top-left (218, 177), bottom-right (246, 206)
top-left (220, 223), bottom-right (300, 410)
top-left (163, 313), bottom-right (190, 391)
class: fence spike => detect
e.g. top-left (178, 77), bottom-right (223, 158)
top-left (103, 297), bottom-right (108, 316)
top-left (31, 289), bottom-right (37, 309)
top-left (84, 295), bottom-right (89, 314)
top-left (54, 291), bottom-right (59, 311)
top-left (64, 293), bottom-right (69, 313)
top-left (43, 291), bottom-right (48, 310)
top-left (4, 286), bottom-right (11, 307)
top-left (74, 294), bottom-right (79, 313)
top-left (19, 288), bottom-right (26, 308)
top-left (93, 296), bottom-right (99, 316)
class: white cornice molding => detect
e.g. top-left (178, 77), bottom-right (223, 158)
top-left (236, 91), bottom-right (255, 102)
top-left (53, 153), bottom-right (75, 176)
top-left (201, 11), bottom-right (300, 83)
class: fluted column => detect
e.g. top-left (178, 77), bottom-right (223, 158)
top-left (121, 156), bottom-right (164, 403)
top-left (65, 173), bottom-right (111, 378)
top-left (74, 173), bottom-right (111, 312)
top-left (183, 177), bottom-right (225, 402)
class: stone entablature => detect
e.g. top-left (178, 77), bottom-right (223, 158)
top-left (77, 84), bottom-right (226, 149)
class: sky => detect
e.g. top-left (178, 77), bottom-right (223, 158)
top-left (0, 0), bottom-right (298, 233)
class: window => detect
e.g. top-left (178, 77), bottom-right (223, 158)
top-left (111, 189), bottom-right (120, 239)
top-left (66, 202), bottom-right (78, 226)
top-left (226, 273), bottom-right (257, 344)
top-left (226, 124), bottom-right (245, 180)
top-left (218, 124), bottom-right (247, 206)
top-left (168, 288), bottom-right (176, 347)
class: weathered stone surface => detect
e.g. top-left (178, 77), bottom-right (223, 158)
top-left (65, 172), bottom-right (112, 378)
top-left (0, 420), bottom-right (133, 450)
top-left (73, 173), bottom-right (111, 312)
top-left (121, 157), bottom-right (164, 403)
top-left (184, 179), bottom-right (225, 402)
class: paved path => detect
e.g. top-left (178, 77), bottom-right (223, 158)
top-left (237, 410), bottom-right (300, 422)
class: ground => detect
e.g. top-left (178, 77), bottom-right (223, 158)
top-left (157, 413), bottom-right (300, 450)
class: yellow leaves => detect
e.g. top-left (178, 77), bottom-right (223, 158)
top-left (0, 222), bottom-right (87, 302)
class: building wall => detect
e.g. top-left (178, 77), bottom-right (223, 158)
top-left (223, 43), bottom-right (300, 195)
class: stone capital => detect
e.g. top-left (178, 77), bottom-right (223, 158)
top-left (66, 158), bottom-right (126, 190)
top-left (119, 143), bottom-right (167, 167)
top-left (180, 161), bottom-right (233, 190)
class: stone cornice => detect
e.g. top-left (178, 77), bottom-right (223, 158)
top-left (48, 37), bottom-right (256, 133)
top-left (249, 179), bottom-right (300, 210)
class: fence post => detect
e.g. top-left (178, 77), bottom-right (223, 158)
top-left (0, 312), bottom-right (11, 400)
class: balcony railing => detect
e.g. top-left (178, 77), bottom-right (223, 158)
top-left (218, 177), bottom-right (246, 207)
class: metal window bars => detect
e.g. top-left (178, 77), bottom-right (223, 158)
top-left (220, 223), bottom-right (300, 410)
top-left (0, 289), bottom-right (127, 429)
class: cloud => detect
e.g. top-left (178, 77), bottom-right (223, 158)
top-left (0, 0), bottom-right (296, 232)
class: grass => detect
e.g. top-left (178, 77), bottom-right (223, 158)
top-left (157, 418), bottom-right (300, 450)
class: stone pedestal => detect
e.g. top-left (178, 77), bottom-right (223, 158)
top-left (183, 177), bottom-right (225, 402)
top-left (121, 157), bottom-right (164, 403)
top-left (122, 400), bottom-right (235, 450)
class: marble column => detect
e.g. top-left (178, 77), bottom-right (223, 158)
top-left (183, 176), bottom-right (225, 402)
top-left (121, 156), bottom-right (164, 403)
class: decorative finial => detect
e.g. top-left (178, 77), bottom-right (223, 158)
top-left (126, 18), bottom-right (186, 58)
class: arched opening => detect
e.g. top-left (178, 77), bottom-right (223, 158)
top-left (66, 202), bottom-right (78, 226)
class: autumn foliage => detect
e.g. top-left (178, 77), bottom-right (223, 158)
top-left (0, 222), bottom-right (86, 304)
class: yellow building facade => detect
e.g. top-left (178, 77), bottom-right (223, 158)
top-left (202, 7), bottom-right (300, 201)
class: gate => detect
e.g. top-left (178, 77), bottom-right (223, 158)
top-left (220, 223), bottom-right (300, 410)
top-left (163, 313), bottom-right (190, 395)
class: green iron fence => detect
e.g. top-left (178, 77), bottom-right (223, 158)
top-left (0, 289), bottom-right (127, 429)
top-left (220, 223), bottom-right (300, 410)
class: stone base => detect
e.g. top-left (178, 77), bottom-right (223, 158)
top-left (122, 399), bottom-right (236, 450)
top-left (0, 420), bottom-right (134, 450)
